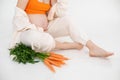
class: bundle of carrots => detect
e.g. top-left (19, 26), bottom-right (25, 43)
top-left (44, 52), bottom-right (69, 72)
top-left (9, 42), bottom-right (69, 72)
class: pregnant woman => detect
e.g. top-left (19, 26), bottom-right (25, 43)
top-left (10, 0), bottom-right (113, 57)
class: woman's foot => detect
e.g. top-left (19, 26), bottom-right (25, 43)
top-left (89, 47), bottom-right (113, 57)
top-left (86, 40), bottom-right (113, 57)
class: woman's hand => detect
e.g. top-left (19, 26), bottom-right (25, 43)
top-left (36, 20), bottom-right (48, 31)
top-left (42, 21), bottom-right (48, 31)
top-left (36, 26), bottom-right (47, 32)
top-left (38, 21), bottom-right (48, 31)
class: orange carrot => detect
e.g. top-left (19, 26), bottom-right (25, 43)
top-left (44, 59), bottom-right (55, 72)
top-left (52, 60), bottom-right (65, 65)
top-left (50, 52), bottom-right (69, 60)
top-left (48, 56), bottom-right (65, 61)
top-left (52, 55), bottom-right (69, 60)
top-left (56, 60), bottom-right (65, 65)
top-left (46, 58), bottom-right (61, 67)
top-left (50, 52), bottom-right (63, 57)
top-left (48, 57), bottom-right (66, 65)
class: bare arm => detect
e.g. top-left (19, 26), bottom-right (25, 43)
top-left (16, 0), bottom-right (29, 10)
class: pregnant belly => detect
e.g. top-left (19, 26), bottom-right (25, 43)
top-left (28, 14), bottom-right (48, 31)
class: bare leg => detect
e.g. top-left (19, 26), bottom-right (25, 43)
top-left (55, 41), bottom-right (83, 50)
top-left (47, 17), bottom-right (113, 57)
top-left (86, 40), bottom-right (113, 57)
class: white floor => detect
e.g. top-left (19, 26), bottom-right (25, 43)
top-left (0, 0), bottom-right (120, 80)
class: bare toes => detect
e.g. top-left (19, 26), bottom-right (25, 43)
top-left (89, 51), bottom-right (113, 57)
top-left (105, 52), bottom-right (114, 57)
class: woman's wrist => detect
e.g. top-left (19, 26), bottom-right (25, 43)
top-left (36, 26), bottom-right (44, 32)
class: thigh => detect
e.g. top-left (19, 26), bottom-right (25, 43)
top-left (47, 16), bottom-right (71, 38)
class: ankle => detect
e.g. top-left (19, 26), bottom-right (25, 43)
top-left (86, 40), bottom-right (96, 50)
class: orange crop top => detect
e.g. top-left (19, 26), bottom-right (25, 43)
top-left (25, 0), bottom-right (51, 14)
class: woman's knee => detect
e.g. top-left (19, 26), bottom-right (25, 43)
top-left (31, 33), bottom-right (56, 52)
top-left (20, 30), bottom-right (56, 52)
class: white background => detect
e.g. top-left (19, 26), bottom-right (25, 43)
top-left (0, 0), bottom-right (120, 80)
